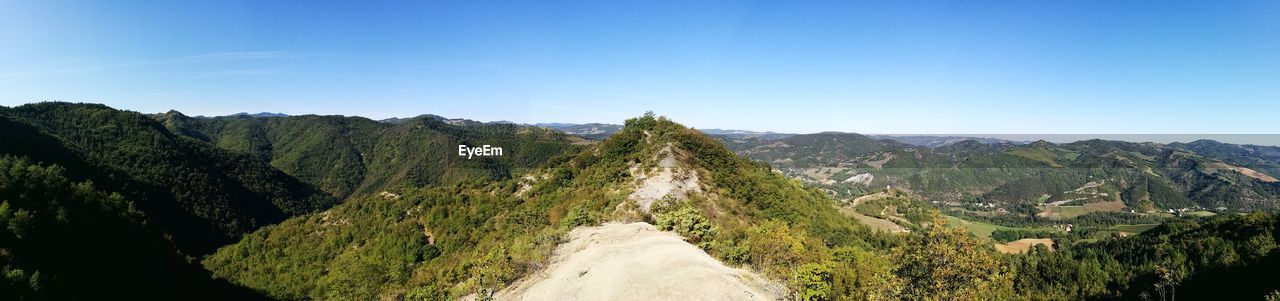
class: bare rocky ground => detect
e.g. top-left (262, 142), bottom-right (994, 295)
top-left (493, 222), bottom-right (782, 301)
top-left (627, 144), bottom-right (701, 212)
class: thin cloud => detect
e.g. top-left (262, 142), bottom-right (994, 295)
top-left (0, 51), bottom-right (298, 78)
top-left (167, 69), bottom-right (279, 81)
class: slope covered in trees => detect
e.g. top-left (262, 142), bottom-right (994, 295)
top-left (1010, 213), bottom-right (1280, 300)
top-left (157, 111), bottom-right (581, 200)
top-left (1, 102), bottom-right (337, 254)
top-left (0, 156), bottom-right (269, 300)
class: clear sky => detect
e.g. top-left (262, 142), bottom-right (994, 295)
top-left (2, 0), bottom-right (1278, 136)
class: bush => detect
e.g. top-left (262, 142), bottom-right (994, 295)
top-left (405, 285), bottom-right (450, 301)
top-left (794, 262), bottom-right (833, 301)
top-left (654, 203), bottom-right (716, 243)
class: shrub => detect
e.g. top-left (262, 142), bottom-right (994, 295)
top-left (655, 204), bottom-right (716, 243)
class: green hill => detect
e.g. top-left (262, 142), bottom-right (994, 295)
top-left (1, 103), bottom-right (337, 254)
top-left (158, 112), bottom-right (581, 200)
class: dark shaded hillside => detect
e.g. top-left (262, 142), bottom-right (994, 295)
top-left (1, 103), bottom-right (336, 254)
top-left (159, 112), bottom-right (580, 200)
top-left (0, 156), bottom-right (270, 300)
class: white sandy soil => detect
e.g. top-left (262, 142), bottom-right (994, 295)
top-left (494, 222), bottom-right (781, 301)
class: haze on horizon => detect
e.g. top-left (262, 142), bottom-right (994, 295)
top-left (2, 1), bottom-right (1278, 137)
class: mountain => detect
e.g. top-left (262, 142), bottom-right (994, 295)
top-left (870, 135), bottom-right (1026, 148)
top-left (228, 112), bottom-right (290, 118)
top-left (723, 132), bottom-right (1280, 214)
top-left (1171, 140), bottom-right (1280, 180)
top-left (535, 122), bottom-right (795, 141)
top-left (2, 103), bottom-right (337, 254)
top-left (378, 114), bottom-right (512, 126)
top-left (696, 128), bottom-right (794, 140)
top-left (533, 123), bottom-right (623, 140)
top-left (160, 113), bottom-right (582, 200)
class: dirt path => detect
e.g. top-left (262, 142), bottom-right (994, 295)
top-left (494, 222), bottom-right (782, 301)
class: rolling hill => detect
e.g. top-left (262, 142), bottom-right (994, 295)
top-left (1, 103), bottom-right (337, 254)
top-left (723, 132), bottom-right (1280, 214)
top-left (157, 111), bottom-right (582, 200)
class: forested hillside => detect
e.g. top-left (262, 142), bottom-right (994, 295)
top-left (0, 156), bottom-right (270, 300)
top-left (1, 103), bottom-right (336, 254)
top-left (158, 111), bottom-right (581, 200)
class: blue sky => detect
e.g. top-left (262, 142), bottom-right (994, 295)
top-left (2, 0), bottom-right (1278, 136)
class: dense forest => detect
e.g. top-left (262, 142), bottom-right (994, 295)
top-left (156, 110), bottom-right (582, 200)
top-left (0, 156), bottom-right (270, 300)
top-left (1, 103), bottom-right (336, 254)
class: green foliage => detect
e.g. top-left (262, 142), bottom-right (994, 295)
top-left (0, 155), bottom-right (269, 300)
top-left (653, 199), bottom-right (717, 243)
top-left (895, 214), bottom-right (1013, 301)
top-left (2, 103), bottom-right (337, 254)
top-left (746, 220), bottom-right (806, 272)
top-left (793, 262), bottom-right (833, 301)
top-left (163, 112), bottom-right (580, 200)
top-left (1010, 213), bottom-right (1280, 300)
top-left (405, 285), bottom-right (451, 301)
top-left (204, 124), bottom-right (629, 299)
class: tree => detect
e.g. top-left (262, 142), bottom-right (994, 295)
top-left (895, 214), bottom-right (1013, 300)
top-left (747, 220), bottom-right (804, 272)
top-left (794, 262), bottom-right (833, 301)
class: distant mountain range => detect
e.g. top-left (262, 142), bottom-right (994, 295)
top-left (720, 131), bottom-right (1280, 214)
top-left (531, 123), bottom-right (1038, 148)
top-left (191, 112), bottom-right (291, 118)
top-left (869, 135), bottom-right (1027, 148)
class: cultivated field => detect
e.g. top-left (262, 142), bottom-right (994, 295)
top-left (995, 238), bottom-right (1055, 254)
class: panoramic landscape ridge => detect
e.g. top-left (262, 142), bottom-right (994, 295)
top-left (2, 102), bottom-right (1278, 300)
top-left (4, 1), bottom-right (1278, 300)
